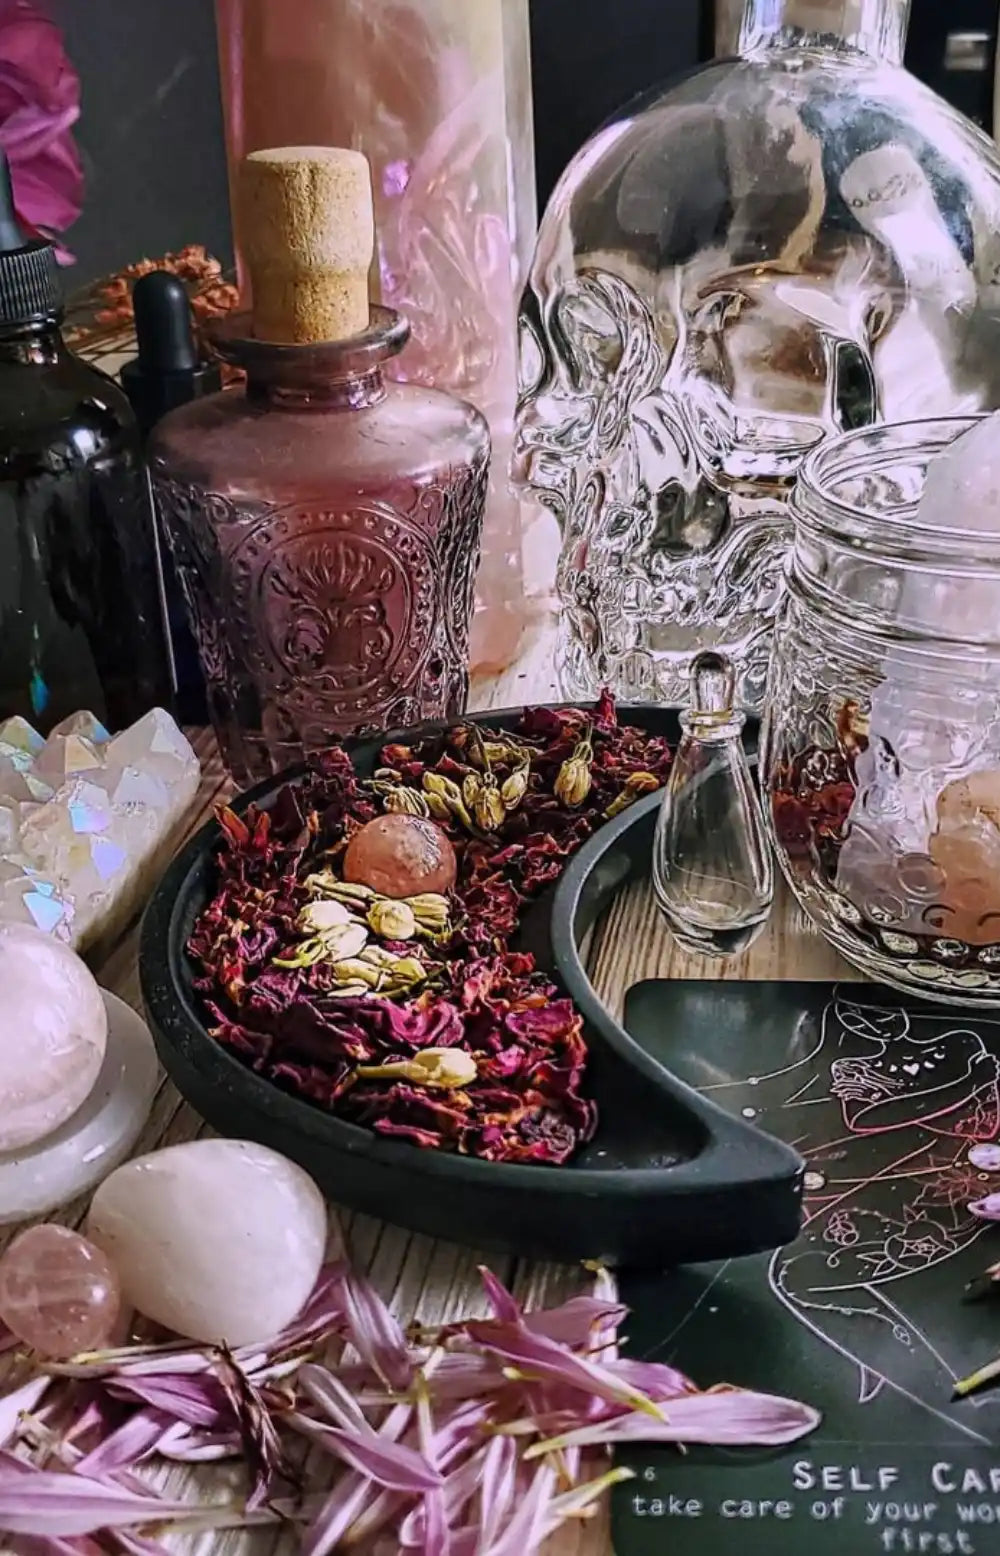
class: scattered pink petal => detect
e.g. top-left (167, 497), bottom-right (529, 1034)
top-left (0, 1375), bottom-right (49, 1448)
top-left (527, 1389), bottom-right (822, 1455)
top-left (0, 1454), bottom-right (196, 1536)
top-left (338, 1265), bottom-right (412, 1390)
top-left (969, 1144), bottom-right (1000, 1172)
top-left (970, 1193), bottom-right (1000, 1221)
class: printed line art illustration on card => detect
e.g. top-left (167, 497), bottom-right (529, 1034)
top-left (697, 989), bottom-right (1000, 1441)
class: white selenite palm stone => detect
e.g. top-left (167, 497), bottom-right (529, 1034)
top-left (0, 991), bottom-right (158, 1224)
top-left (0, 924), bottom-right (107, 1152)
top-left (87, 1140), bottom-right (329, 1347)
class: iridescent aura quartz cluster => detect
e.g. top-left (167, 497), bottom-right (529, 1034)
top-left (0, 708), bottom-right (200, 951)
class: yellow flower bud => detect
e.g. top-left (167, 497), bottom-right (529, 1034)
top-left (474, 783), bottom-right (507, 832)
top-left (555, 755), bottom-right (593, 808)
top-left (298, 899), bottom-right (353, 934)
top-left (383, 786), bottom-right (430, 818)
top-left (501, 760), bottom-right (530, 811)
top-left (367, 900), bottom-right (417, 941)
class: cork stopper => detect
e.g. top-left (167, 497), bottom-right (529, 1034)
top-left (240, 147), bottom-right (374, 345)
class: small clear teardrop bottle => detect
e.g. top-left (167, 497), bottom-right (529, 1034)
top-left (653, 651), bottom-right (774, 956)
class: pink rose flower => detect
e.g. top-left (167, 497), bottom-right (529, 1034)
top-left (0, 0), bottom-right (82, 254)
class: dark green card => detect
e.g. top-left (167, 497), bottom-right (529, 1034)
top-left (614, 981), bottom-right (1000, 1556)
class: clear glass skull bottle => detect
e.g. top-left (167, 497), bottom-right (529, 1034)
top-left (515, 0), bottom-right (1000, 710)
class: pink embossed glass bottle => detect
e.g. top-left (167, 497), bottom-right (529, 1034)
top-left (148, 148), bottom-right (490, 783)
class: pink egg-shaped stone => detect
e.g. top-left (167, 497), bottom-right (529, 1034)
top-left (0, 1224), bottom-right (121, 1358)
top-left (343, 814), bottom-right (457, 899)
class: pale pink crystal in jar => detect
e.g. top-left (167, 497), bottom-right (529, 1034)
top-left (0, 1224), bottom-right (121, 1357)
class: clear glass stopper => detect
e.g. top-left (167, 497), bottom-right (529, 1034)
top-left (653, 651), bottom-right (775, 956)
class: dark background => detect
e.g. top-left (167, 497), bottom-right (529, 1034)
top-left (49, 0), bottom-right (999, 288)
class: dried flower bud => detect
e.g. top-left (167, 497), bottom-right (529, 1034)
top-left (298, 899), bottom-right (353, 934)
top-left (501, 760), bottom-right (530, 812)
top-left (367, 899), bottom-right (417, 941)
top-left (423, 772), bottom-right (474, 829)
top-left (407, 893), bottom-right (451, 931)
top-left (356, 1046), bottom-right (477, 1090)
top-left (462, 773), bottom-right (483, 810)
top-left (425, 791), bottom-right (453, 823)
top-left (320, 922), bottom-right (370, 962)
top-left (329, 980), bottom-right (371, 1000)
top-left (555, 753), bottom-right (593, 808)
top-left (604, 771), bottom-right (661, 818)
top-left (474, 783), bottom-right (507, 833)
top-left (359, 944), bottom-right (401, 970)
top-left (330, 957), bottom-right (383, 989)
top-left (306, 875), bottom-right (375, 907)
top-left (413, 1047), bottom-right (478, 1088)
top-left (423, 773), bottom-right (463, 806)
top-left (390, 956), bottom-right (429, 987)
top-left (383, 786), bottom-right (430, 819)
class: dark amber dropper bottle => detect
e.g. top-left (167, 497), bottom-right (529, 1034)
top-left (0, 153), bottom-right (171, 733)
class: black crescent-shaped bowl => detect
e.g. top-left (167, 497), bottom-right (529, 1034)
top-left (139, 704), bottom-right (804, 1269)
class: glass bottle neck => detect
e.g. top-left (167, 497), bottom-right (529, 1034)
top-left (739, 0), bottom-right (909, 64)
top-left (248, 365), bottom-right (386, 412)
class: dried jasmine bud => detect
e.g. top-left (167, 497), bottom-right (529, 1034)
top-left (367, 900), bottom-right (418, 941)
top-left (604, 771), bottom-right (661, 819)
top-left (474, 782), bottom-right (507, 833)
top-left (330, 957), bottom-right (384, 989)
top-left (383, 786), bottom-right (431, 819)
top-left (305, 874), bottom-right (376, 907)
top-left (424, 791), bottom-right (453, 824)
top-left (298, 899), bottom-right (353, 933)
top-left (356, 1046), bottom-right (478, 1090)
top-left (555, 733), bottom-right (594, 808)
top-left (407, 893), bottom-right (451, 933)
top-left (423, 772), bottom-right (474, 829)
top-left (501, 759), bottom-right (530, 812)
top-left (462, 772), bottom-right (483, 810)
top-left (275, 919), bottom-right (369, 969)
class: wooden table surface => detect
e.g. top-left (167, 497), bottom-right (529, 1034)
top-left (0, 619), bottom-right (858, 1554)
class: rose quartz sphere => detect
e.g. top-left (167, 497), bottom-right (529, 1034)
top-left (0, 1224), bottom-right (121, 1358)
top-left (343, 814), bottom-right (457, 899)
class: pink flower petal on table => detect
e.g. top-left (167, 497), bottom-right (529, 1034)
top-left (474, 1434), bottom-right (517, 1553)
top-left (606, 1355), bottom-right (698, 1400)
top-left (478, 1267), bottom-right (521, 1322)
top-left (298, 1362), bottom-right (369, 1432)
top-left (480, 1462), bottom-right (557, 1556)
top-left (262, 1262), bottom-right (346, 1356)
top-left (524, 1295), bottom-right (628, 1350)
top-left (969, 1193), bottom-right (1000, 1221)
top-left (0, 1375), bottom-right (49, 1447)
top-left (338, 1265), bottom-right (412, 1390)
top-left (289, 1412), bottom-right (439, 1492)
top-left (412, 1378), bottom-right (449, 1556)
top-left (107, 1373), bottom-right (228, 1429)
top-left (461, 1319), bottom-right (663, 1418)
top-left (74, 1410), bottom-right (172, 1476)
top-left (300, 1401), bottom-right (413, 1556)
top-left (0, 1453), bottom-right (197, 1537)
top-left (155, 1423), bottom-right (242, 1464)
top-left (526, 1389), bottom-right (822, 1455)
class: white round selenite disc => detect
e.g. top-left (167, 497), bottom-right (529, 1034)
top-left (0, 992), bottom-right (159, 1224)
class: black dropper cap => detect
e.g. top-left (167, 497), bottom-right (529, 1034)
top-left (121, 270), bottom-right (222, 435)
top-left (0, 149), bottom-right (60, 325)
